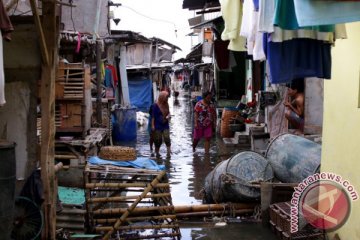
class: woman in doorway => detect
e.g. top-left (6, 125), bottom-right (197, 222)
top-left (192, 91), bottom-right (216, 154)
top-left (151, 91), bottom-right (171, 158)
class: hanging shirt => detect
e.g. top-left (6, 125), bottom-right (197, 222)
top-left (220, 0), bottom-right (246, 51)
top-left (258, 0), bottom-right (276, 33)
top-left (293, 0), bottom-right (360, 27)
top-left (240, 0), bottom-right (266, 60)
top-left (263, 34), bottom-right (332, 84)
top-left (106, 64), bottom-right (118, 87)
top-left (253, 0), bottom-right (260, 11)
top-left (274, 0), bottom-right (334, 32)
top-left (270, 27), bottom-right (335, 43)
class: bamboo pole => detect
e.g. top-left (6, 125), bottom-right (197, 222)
top-left (55, 154), bottom-right (76, 159)
top-left (175, 209), bottom-right (254, 218)
top-left (86, 182), bottom-right (169, 189)
top-left (102, 171), bottom-right (166, 240)
top-left (57, 72), bottom-right (85, 77)
top-left (93, 205), bottom-right (174, 216)
top-left (92, 190), bottom-right (123, 212)
top-left (97, 224), bottom-right (178, 232)
top-left (173, 203), bottom-right (256, 213)
top-left (88, 193), bottom-right (171, 203)
top-left (95, 215), bottom-right (176, 224)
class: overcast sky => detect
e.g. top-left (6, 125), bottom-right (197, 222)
top-left (110, 0), bottom-right (196, 60)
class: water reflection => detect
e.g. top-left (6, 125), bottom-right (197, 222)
top-left (135, 94), bottom-right (218, 205)
top-left (183, 223), bottom-right (277, 240)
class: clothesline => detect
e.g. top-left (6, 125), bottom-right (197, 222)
top-left (219, 0), bottom-right (360, 84)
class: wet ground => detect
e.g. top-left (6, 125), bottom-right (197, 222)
top-left (131, 93), bottom-right (277, 240)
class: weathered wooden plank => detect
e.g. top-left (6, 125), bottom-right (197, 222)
top-left (38, 0), bottom-right (58, 238)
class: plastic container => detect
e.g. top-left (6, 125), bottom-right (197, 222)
top-left (112, 106), bottom-right (137, 143)
top-left (265, 133), bottom-right (321, 183)
top-left (204, 151), bottom-right (273, 203)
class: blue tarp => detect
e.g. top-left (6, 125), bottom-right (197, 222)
top-left (128, 76), bottom-right (153, 111)
top-left (89, 156), bottom-right (165, 171)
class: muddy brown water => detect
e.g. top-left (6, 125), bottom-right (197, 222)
top-left (127, 93), bottom-right (277, 240)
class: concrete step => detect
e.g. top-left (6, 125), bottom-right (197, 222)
top-left (223, 137), bottom-right (238, 146)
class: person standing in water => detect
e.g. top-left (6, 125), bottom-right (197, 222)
top-left (151, 91), bottom-right (171, 158)
top-left (148, 103), bottom-right (155, 155)
top-left (192, 91), bottom-right (216, 154)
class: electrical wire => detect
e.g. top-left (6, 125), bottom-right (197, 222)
top-left (119, 4), bottom-right (178, 38)
top-left (11, 0), bottom-right (19, 16)
top-left (13, 10), bottom-right (32, 16)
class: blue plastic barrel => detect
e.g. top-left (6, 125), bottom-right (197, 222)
top-left (265, 133), bottom-right (321, 183)
top-left (0, 140), bottom-right (16, 240)
top-left (112, 107), bottom-right (137, 143)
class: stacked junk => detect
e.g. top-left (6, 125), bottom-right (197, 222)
top-left (203, 133), bottom-right (325, 240)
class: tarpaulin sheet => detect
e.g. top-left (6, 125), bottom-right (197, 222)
top-left (128, 76), bottom-right (153, 111)
top-left (88, 156), bottom-right (165, 171)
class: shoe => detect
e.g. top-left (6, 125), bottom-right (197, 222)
top-left (156, 153), bottom-right (161, 158)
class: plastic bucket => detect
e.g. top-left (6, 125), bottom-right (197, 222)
top-left (0, 140), bottom-right (16, 240)
top-left (265, 133), bottom-right (321, 183)
top-left (112, 107), bottom-right (137, 143)
top-left (204, 151), bottom-right (273, 203)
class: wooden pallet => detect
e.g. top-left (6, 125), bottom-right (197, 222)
top-left (84, 164), bottom-right (181, 240)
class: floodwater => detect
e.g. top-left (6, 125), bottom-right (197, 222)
top-left (132, 92), bottom-right (277, 240)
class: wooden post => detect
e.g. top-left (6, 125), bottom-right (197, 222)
top-left (96, 40), bottom-right (102, 125)
top-left (32, 0), bottom-right (58, 239)
top-left (119, 45), bottom-right (130, 106)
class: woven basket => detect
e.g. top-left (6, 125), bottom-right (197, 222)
top-left (99, 146), bottom-right (136, 161)
top-left (220, 108), bottom-right (239, 138)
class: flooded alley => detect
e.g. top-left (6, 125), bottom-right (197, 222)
top-left (131, 92), bottom-right (277, 240)
top-left (3, 0), bottom-right (353, 239)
